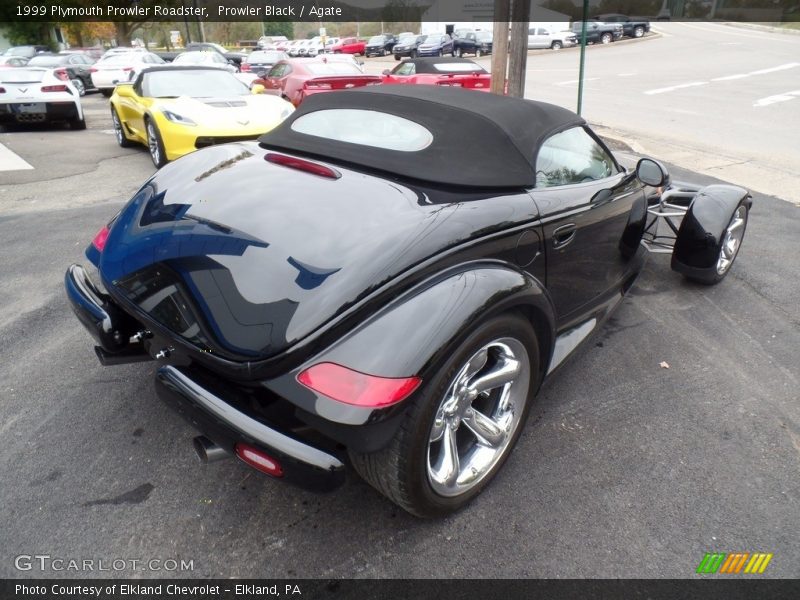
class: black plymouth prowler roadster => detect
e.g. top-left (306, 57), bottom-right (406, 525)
top-left (66, 87), bottom-right (751, 517)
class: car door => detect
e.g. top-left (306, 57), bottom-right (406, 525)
top-left (385, 61), bottom-right (415, 84)
top-left (262, 63), bottom-right (290, 95)
top-left (115, 75), bottom-right (149, 140)
top-left (530, 126), bottom-right (644, 321)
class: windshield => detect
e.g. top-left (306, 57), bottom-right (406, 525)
top-left (247, 51), bottom-right (283, 63)
top-left (144, 69), bottom-right (248, 98)
top-left (397, 36), bottom-right (416, 44)
top-left (305, 63), bottom-right (362, 75)
top-left (476, 32), bottom-right (492, 41)
top-left (174, 52), bottom-right (219, 64)
top-left (99, 54), bottom-right (143, 65)
top-left (368, 36), bottom-right (384, 44)
top-left (0, 69), bottom-right (45, 83)
top-left (26, 55), bottom-right (65, 67)
top-left (422, 35), bottom-right (443, 44)
top-left (6, 47), bottom-right (33, 56)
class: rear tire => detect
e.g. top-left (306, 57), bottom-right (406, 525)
top-left (69, 115), bottom-right (86, 130)
top-left (349, 313), bottom-right (539, 517)
top-left (71, 78), bottom-right (86, 96)
top-left (476, 49), bottom-right (483, 57)
top-left (454, 47), bottom-right (462, 57)
top-left (394, 55), bottom-right (401, 61)
top-left (551, 40), bottom-right (563, 50)
top-left (100, 89), bottom-right (113, 98)
top-left (601, 32), bottom-right (613, 44)
top-left (634, 26), bottom-right (645, 38)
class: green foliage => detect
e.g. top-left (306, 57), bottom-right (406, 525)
top-left (0, 21), bottom-right (54, 46)
top-left (262, 21), bottom-right (294, 39)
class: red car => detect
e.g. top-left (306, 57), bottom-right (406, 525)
top-left (381, 57), bottom-right (491, 92)
top-left (329, 37), bottom-right (366, 55)
top-left (255, 57), bottom-right (382, 106)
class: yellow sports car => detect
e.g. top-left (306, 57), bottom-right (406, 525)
top-left (110, 65), bottom-right (294, 167)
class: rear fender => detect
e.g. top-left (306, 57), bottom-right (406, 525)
top-left (263, 263), bottom-right (556, 449)
top-left (671, 184), bottom-right (751, 275)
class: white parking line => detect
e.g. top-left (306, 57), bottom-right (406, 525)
top-left (556, 78), bottom-right (598, 86)
top-left (644, 81), bottom-right (708, 95)
top-left (754, 90), bottom-right (800, 107)
top-left (646, 62), bottom-right (800, 94)
top-left (0, 143), bottom-right (33, 172)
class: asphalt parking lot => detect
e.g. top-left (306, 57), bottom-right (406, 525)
top-left (1, 30), bottom-right (799, 579)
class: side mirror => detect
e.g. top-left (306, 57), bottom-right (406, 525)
top-left (636, 157), bottom-right (669, 187)
top-left (115, 83), bottom-right (134, 97)
top-left (382, 69), bottom-right (391, 75)
top-left (251, 83), bottom-right (265, 94)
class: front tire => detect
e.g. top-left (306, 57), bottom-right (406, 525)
top-left (145, 117), bottom-right (167, 168)
top-left (551, 40), bottom-right (563, 50)
top-left (350, 313), bottom-right (539, 517)
top-left (111, 107), bottom-right (135, 147)
top-left (454, 47), bottom-right (462, 57)
top-left (100, 89), bottom-right (113, 98)
top-left (684, 204), bottom-right (748, 285)
top-left (601, 32), bottom-right (613, 44)
top-left (634, 26), bottom-right (645, 38)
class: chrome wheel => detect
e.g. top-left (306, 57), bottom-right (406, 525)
top-left (112, 110), bottom-right (123, 145)
top-left (716, 205), bottom-right (747, 275)
top-left (71, 78), bottom-right (85, 96)
top-left (427, 338), bottom-right (530, 497)
top-left (147, 121), bottom-right (161, 165)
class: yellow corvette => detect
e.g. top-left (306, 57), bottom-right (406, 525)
top-left (110, 66), bottom-right (294, 167)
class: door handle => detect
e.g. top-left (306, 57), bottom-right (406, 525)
top-left (553, 223), bottom-right (577, 249)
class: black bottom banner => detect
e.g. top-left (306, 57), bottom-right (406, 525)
top-left (2, 579), bottom-right (800, 600)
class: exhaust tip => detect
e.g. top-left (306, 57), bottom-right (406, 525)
top-left (192, 436), bottom-right (230, 464)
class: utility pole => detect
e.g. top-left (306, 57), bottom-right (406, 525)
top-left (506, 0), bottom-right (530, 98)
top-left (490, 0), bottom-right (510, 95)
top-left (576, 0), bottom-right (589, 115)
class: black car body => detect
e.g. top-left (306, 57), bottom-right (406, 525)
top-left (241, 50), bottom-right (288, 77)
top-left (66, 87), bottom-right (751, 517)
top-left (453, 31), bottom-right (493, 57)
top-left (571, 21), bottom-right (624, 43)
top-left (392, 34), bottom-right (426, 60)
top-left (364, 34), bottom-right (397, 57)
top-left (594, 13), bottom-right (651, 38)
top-left (26, 52), bottom-right (96, 95)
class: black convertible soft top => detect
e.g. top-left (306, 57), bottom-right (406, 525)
top-left (258, 86), bottom-right (585, 188)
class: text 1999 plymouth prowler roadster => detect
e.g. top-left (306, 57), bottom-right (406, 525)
top-left (66, 87), bottom-right (751, 517)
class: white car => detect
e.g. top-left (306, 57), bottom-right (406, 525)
top-left (527, 27), bottom-right (578, 50)
top-left (0, 67), bottom-right (85, 129)
top-left (91, 51), bottom-right (164, 96)
top-left (172, 51), bottom-right (237, 72)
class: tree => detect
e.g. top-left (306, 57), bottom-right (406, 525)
top-left (0, 21), bottom-right (56, 47)
top-left (262, 21), bottom-right (294, 39)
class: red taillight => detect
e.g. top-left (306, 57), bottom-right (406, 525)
top-left (89, 67), bottom-right (98, 73)
top-left (54, 68), bottom-right (69, 81)
top-left (304, 80), bottom-right (332, 90)
top-left (241, 63), bottom-right (251, 71)
top-left (235, 443), bottom-right (284, 477)
top-left (265, 153), bottom-right (340, 180)
top-left (41, 84), bottom-right (68, 92)
top-left (122, 67), bottom-right (133, 72)
top-left (91, 225), bottom-right (110, 252)
top-left (298, 363), bottom-right (421, 408)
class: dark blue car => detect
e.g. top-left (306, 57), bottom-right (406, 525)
top-left (416, 33), bottom-right (454, 57)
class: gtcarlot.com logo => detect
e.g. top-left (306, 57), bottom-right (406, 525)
top-left (696, 552), bottom-right (773, 574)
top-left (14, 554), bottom-right (194, 572)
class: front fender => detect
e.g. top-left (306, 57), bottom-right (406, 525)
top-left (671, 184), bottom-right (751, 275)
top-left (263, 263), bottom-right (555, 451)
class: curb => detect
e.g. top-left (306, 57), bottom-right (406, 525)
top-left (723, 22), bottom-right (800, 36)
